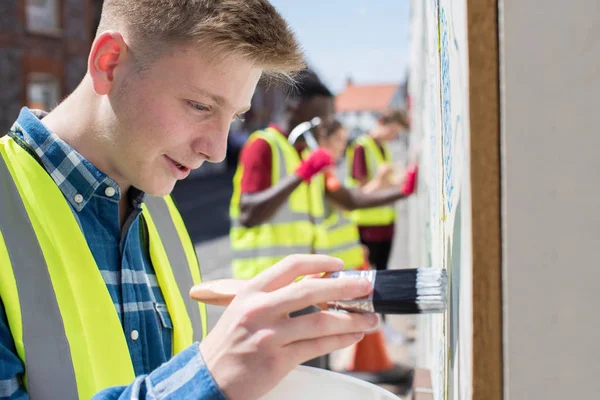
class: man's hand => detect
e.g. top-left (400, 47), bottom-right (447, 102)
top-left (361, 164), bottom-right (394, 193)
top-left (198, 255), bottom-right (378, 400)
top-left (400, 164), bottom-right (418, 196)
top-left (295, 148), bottom-right (334, 182)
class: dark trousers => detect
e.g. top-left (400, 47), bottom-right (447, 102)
top-left (360, 240), bottom-right (393, 271)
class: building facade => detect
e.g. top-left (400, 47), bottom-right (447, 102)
top-left (336, 81), bottom-right (407, 141)
top-left (0, 0), bottom-right (101, 132)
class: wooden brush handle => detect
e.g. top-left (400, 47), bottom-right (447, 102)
top-left (190, 274), bottom-right (335, 308)
top-left (189, 279), bottom-right (242, 306)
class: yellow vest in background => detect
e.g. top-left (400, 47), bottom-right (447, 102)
top-left (305, 150), bottom-right (364, 270)
top-left (229, 128), bottom-right (325, 279)
top-left (318, 199), bottom-right (365, 270)
top-left (345, 134), bottom-right (396, 226)
top-left (0, 136), bottom-right (207, 399)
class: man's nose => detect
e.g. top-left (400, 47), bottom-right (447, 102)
top-left (192, 118), bottom-right (231, 163)
top-left (213, 116), bottom-right (234, 162)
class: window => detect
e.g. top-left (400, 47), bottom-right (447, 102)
top-left (26, 0), bottom-right (60, 34)
top-left (27, 73), bottom-right (60, 111)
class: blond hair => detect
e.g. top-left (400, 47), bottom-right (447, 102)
top-left (97, 0), bottom-right (305, 80)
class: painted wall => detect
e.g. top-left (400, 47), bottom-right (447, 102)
top-left (501, 1), bottom-right (600, 398)
top-left (408, 0), bottom-right (472, 398)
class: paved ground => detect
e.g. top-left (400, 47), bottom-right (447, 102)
top-left (171, 139), bottom-right (416, 398)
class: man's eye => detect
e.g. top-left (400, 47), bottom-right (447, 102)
top-left (188, 101), bottom-right (208, 112)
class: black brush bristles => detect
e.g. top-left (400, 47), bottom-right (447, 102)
top-left (330, 268), bottom-right (447, 315)
top-left (372, 269), bottom-right (447, 314)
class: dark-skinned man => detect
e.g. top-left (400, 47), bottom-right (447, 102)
top-left (228, 70), bottom-right (417, 369)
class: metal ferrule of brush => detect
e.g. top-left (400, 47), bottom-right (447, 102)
top-left (328, 270), bottom-right (377, 313)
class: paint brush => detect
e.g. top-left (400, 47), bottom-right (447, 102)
top-left (190, 268), bottom-right (447, 315)
top-left (328, 269), bottom-right (447, 314)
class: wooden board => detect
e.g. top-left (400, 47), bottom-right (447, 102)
top-left (466, 1), bottom-right (503, 399)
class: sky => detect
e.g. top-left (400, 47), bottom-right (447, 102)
top-left (269, 0), bottom-right (411, 94)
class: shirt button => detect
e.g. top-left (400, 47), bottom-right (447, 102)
top-left (105, 187), bottom-right (116, 197)
top-left (74, 194), bottom-right (84, 204)
top-left (131, 330), bottom-right (139, 341)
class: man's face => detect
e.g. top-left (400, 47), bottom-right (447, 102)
top-left (379, 122), bottom-right (405, 141)
top-left (107, 45), bottom-right (261, 195)
top-left (322, 127), bottom-right (348, 161)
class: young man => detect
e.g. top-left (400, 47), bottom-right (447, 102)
top-left (346, 109), bottom-right (411, 271)
top-left (230, 73), bottom-right (416, 281)
top-left (0, 2), bottom-right (380, 399)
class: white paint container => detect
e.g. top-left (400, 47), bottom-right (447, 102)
top-left (260, 366), bottom-right (401, 400)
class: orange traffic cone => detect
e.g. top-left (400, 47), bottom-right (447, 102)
top-left (346, 254), bottom-right (395, 373)
top-left (346, 329), bottom-right (395, 372)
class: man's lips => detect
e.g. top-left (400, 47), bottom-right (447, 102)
top-left (165, 155), bottom-right (207, 171)
top-left (166, 156), bottom-right (190, 170)
top-left (164, 155), bottom-right (192, 179)
top-left (167, 155), bottom-right (205, 170)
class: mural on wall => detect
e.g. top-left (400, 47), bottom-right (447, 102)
top-left (408, 0), bottom-right (445, 398)
top-left (408, 0), bottom-right (471, 398)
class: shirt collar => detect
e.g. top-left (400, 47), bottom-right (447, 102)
top-left (10, 107), bottom-right (146, 212)
top-left (268, 123), bottom-right (289, 137)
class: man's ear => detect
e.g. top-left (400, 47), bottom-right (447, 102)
top-left (88, 31), bottom-right (129, 95)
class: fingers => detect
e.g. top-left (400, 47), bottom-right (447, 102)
top-left (265, 275), bottom-right (372, 315)
top-left (188, 272), bottom-right (338, 307)
top-left (300, 272), bottom-right (336, 310)
top-left (300, 271), bottom-right (334, 280)
top-left (285, 332), bottom-right (365, 367)
top-left (278, 310), bottom-right (378, 344)
top-left (248, 254), bottom-right (345, 292)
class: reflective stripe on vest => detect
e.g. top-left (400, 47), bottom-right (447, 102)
top-left (345, 135), bottom-right (396, 226)
top-left (144, 196), bottom-right (208, 343)
top-left (0, 136), bottom-right (205, 398)
top-left (0, 151), bottom-right (78, 400)
top-left (230, 128), bottom-right (322, 279)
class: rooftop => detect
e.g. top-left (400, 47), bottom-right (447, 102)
top-left (335, 82), bottom-right (401, 112)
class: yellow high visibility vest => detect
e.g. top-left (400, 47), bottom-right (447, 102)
top-left (0, 136), bottom-right (207, 399)
top-left (229, 128), bottom-right (326, 279)
top-left (345, 134), bottom-right (396, 226)
top-left (305, 151), bottom-right (364, 270)
top-left (319, 210), bottom-right (364, 269)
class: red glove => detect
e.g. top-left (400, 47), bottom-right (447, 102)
top-left (295, 148), bottom-right (334, 182)
top-left (400, 164), bottom-right (418, 196)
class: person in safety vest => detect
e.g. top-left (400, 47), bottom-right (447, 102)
top-left (230, 72), bottom-right (415, 282)
top-left (312, 119), bottom-right (416, 386)
top-left (229, 71), bottom-right (417, 369)
top-left (346, 108), bottom-right (413, 272)
top-left (0, 2), bottom-right (383, 400)
top-left (311, 119), bottom-right (416, 270)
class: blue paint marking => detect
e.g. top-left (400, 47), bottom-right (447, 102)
top-left (440, 7), bottom-right (454, 215)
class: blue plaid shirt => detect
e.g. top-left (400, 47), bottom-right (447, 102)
top-left (0, 108), bottom-right (225, 400)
